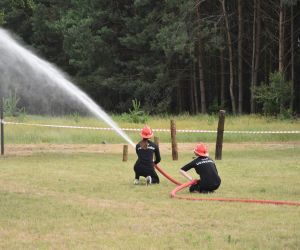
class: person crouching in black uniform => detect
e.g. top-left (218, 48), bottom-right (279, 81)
top-left (179, 143), bottom-right (221, 193)
top-left (133, 126), bottom-right (161, 185)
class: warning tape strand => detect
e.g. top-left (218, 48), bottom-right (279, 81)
top-left (2, 121), bottom-right (300, 134)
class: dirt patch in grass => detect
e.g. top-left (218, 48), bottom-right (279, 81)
top-left (4, 142), bottom-right (300, 156)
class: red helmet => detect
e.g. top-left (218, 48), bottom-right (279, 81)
top-left (140, 126), bottom-right (153, 139)
top-left (194, 143), bottom-right (209, 157)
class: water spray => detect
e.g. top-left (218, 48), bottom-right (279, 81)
top-left (0, 97), bottom-right (4, 155)
top-left (0, 28), bottom-right (135, 148)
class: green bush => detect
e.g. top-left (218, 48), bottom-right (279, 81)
top-left (3, 91), bottom-right (26, 117)
top-left (121, 99), bottom-right (148, 124)
top-left (69, 112), bottom-right (81, 123)
top-left (255, 72), bottom-right (292, 117)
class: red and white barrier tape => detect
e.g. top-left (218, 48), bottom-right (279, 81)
top-left (2, 121), bottom-right (300, 134)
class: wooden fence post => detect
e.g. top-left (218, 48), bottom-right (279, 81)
top-left (122, 145), bottom-right (128, 162)
top-left (170, 120), bottom-right (178, 160)
top-left (0, 97), bottom-right (4, 156)
top-left (215, 110), bottom-right (226, 160)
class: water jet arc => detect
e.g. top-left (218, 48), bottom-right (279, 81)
top-left (0, 28), bottom-right (135, 148)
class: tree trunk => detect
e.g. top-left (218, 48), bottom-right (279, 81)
top-left (177, 82), bottom-right (182, 113)
top-left (190, 61), bottom-right (195, 114)
top-left (193, 60), bottom-right (199, 113)
top-left (196, 2), bottom-right (207, 113)
top-left (238, 0), bottom-right (243, 114)
top-left (220, 48), bottom-right (225, 108)
top-left (250, 0), bottom-right (261, 113)
top-left (278, 0), bottom-right (285, 113)
top-left (219, 9), bottom-right (225, 109)
top-left (214, 53), bottom-right (218, 109)
top-left (290, 5), bottom-right (294, 111)
top-left (198, 48), bottom-right (206, 113)
top-left (221, 0), bottom-right (236, 114)
top-left (279, 0), bottom-right (285, 74)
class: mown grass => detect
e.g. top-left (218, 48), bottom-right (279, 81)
top-left (4, 114), bottom-right (300, 144)
top-left (0, 145), bottom-right (300, 249)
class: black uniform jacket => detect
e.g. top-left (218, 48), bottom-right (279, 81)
top-left (181, 156), bottom-right (221, 187)
top-left (135, 140), bottom-right (161, 168)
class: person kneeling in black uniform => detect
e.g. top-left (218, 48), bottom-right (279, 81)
top-left (133, 126), bottom-right (161, 185)
top-left (179, 143), bottom-right (221, 193)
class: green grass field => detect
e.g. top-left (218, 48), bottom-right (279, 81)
top-left (3, 114), bottom-right (300, 144)
top-left (0, 144), bottom-right (300, 249)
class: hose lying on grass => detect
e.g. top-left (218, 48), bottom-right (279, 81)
top-left (154, 164), bottom-right (182, 186)
top-left (155, 164), bottom-right (300, 206)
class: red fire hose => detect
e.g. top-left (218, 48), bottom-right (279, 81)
top-left (155, 164), bottom-right (300, 206)
top-left (155, 164), bottom-right (182, 185)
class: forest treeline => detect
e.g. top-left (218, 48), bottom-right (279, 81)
top-left (0, 0), bottom-right (299, 115)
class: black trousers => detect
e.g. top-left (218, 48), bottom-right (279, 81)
top-left (189, 180), bottom-right (221, 193)
top-left (134, 164), bottom-right (160, 184)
